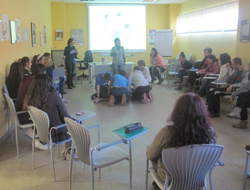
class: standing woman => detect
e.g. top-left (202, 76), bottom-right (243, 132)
top-left (110, 38), bottom-right (126, 74)
top-left (6, 62), bottom-right (23, 99)
top-left (64, 38), bottom-right (78, 89)
top-left (149, 48), bottom-right (166, 84)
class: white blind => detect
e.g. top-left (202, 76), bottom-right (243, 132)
top-left (177, 2), bottom-right (238, 34)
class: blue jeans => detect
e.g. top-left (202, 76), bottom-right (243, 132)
top-left (113, 64), bottom-right (124, 74)
top-left (112, 87), bottom-right (130, 103)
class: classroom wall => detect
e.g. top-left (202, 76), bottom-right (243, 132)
top-left (236, 0), bottom-right (250, 64)
top-left (178, 0), bottom-right (237, 61)
top-left (51, 3), bottom-right (173, 65)
top-left (0, 0), bottom-right (53, 141)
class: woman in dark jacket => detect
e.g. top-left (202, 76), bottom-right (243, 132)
top-left (24, 74), bottom-right (71, 146)
top-left (64, 38), bottom-right (78, 89)
top-left (6, 62), bottom-right (23, 99)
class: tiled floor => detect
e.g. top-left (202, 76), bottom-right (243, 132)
top-left (0, 78), bottom-right (250, 190)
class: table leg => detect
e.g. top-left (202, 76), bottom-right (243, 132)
top-left (89, 66), bottom-right (91, 84)
top-left (129, 140), bottom-right (132, 190)
top-left (90, 66), bottom-right (93, 87)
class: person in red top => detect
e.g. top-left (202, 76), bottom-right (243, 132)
top-left (149, 48), bottom-right (166, 85)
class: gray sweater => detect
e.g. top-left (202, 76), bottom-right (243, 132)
top-left (232, 73), bottom-right (250, 98)
top-left (225, 65), bottom-right (249, 88)
top-left (110, 46), bottom-right (126, 65)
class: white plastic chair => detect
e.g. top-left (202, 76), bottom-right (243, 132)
top-left (64, 117), bottom-right (130, 190)
top-left (145, 144), bottom-right (225, 190)
top-left (28, 106), bottom-right (72, 181)
top-left (4, 93), bottom-right (33, 158)
top-left (243, 148), bottom-right (250, 190)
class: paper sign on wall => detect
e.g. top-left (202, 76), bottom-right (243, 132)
top-left (2, 14), bottom-right (9, 40)
top-left (0, 20), bottom-right (3, 40)
top-left (16, 20), bottom-right (21, 42)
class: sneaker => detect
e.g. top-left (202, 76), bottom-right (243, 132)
top-left (35, 139), bottom-right (49, 151)
top-left (141, 93), bottom-right (148, 104)
top-left (25, 128), bottom-right (36, 139)
top-left (109, 95), bottom-right (115, 107)
top-left (61, 90), bottom-right (67, 94)
top-left (148, 92), bottom-right (153, 102)
top-left (157, 78), bottom-right (164, 85)
top-left (63, 98), bottom-right (69, 104)
top-left (121, 94), bottom-right (126, 106)
top-left (91, 93), bottom-right (97, 100)
top-left (233, 120), bottom-right (248, 129)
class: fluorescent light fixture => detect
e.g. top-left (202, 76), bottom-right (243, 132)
top-left (143, 0), bottom-right (158, 2)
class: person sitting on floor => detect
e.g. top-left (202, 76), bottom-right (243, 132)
top-left (146, 93), bottom-right (216, 189)
top-left (109, 70), bottom-right (130, 107)
top-left (149, 48), bottom-right (166, 84)
top-left (23, 74), bottom-right (72, 153)
top-left (20, 56), bottom-right (32, 75)
top-left (196, 53), bottom-right (233, 98)
top-left (6, 62), bottom-right (23, 99)
top-left (184, 54), bottom-right (220, 93)
top-left (226, 61), bottom-right (250, 129)
top-left (138, 59), bottom-right (151, 83)
top-left (175, 52), bottom-right (193, 90)
top-left (129, 66), bottom-right (153, 103)
top-left (92, 71), bottom-right (113, 103)
top-left (207, 57), bottom-right (249, 118)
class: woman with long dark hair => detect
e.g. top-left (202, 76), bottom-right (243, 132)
top-left (64, 38), bottom-right (78, 89)
top-left (24, 74), bottom-right (71, 149)
top-left (147, 93), bottom-right (216, 188)
top-left (6, 62), bottom-right (23, 99)
top-left (149, 48), bottom-right (166, 84)
top-left (20, 56), bottom-right (32, 75)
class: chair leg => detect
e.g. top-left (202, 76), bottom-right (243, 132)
top-left (209, 167), bottom-right (215, 190)
top-left (99, 168), bottom-right (101, 178)
top-left (91, 165), bottom-right (95, 190)
top-left (243, 153), bottom-right (250, 190)
top-left (69, 143), bottom-right (74, 190)
top-left (32, 128), bottom-right (36, 169)
top-left (15, 119), bottom-right (19, 158)
top-left (145, 158), bottom-right (149, 190)
top-left (57, 144), bottom-right (60, 158)
top-left (50, 139), bottom-right (56, 182)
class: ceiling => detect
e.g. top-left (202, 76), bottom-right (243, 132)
top-left (50, 0), bottom-right (189, 4)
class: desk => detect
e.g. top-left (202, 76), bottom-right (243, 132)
top-left (70, 110), bottom-right (96, 125)
top-left (88, 62), bottom-right (136, 87)
top-left (113, 124), bottom-right (149, 190)
top-left (211, 81), bottom-right (228, 88)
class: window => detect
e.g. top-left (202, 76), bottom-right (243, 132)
top-left (177, 2), bottom-right (239, 34)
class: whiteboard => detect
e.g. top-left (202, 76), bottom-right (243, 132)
top-left (155, 30), bottom-right (173, 57)
top-left (51, 50), bottom-right (65, 67)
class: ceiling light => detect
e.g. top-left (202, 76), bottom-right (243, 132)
top-left (143, 0), bottom-right (159, 2)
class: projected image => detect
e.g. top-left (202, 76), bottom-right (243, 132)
top-left (89, 5), bottom-right (146, 52)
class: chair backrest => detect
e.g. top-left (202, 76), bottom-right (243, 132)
top-left (28, 106), bottom-right (50, 143)
top-left (162, 144), bottom-right (224, 190)
top-left (175, 53), bottom-right (180, 60)
top-left (64, 117), bottom-right (91, 165)
top-left (84, 50), bottom-right (93, 63)
top-left (3, 84), bottom-right (10, 97)
top-left (4, 93), bottom-right (17, 122)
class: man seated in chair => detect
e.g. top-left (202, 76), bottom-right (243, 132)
top-left (92, 71), bottom-right (113, 103)
top-left (207, 57), bottom-right (249, 117)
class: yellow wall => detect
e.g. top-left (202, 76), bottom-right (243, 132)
top-left (0, 0), bottom-right (52, 140)
top-left (51, 3), bottom-right (172, 65)
top-left (236, 0), bottom-right (250, 64)
top-left (178, 0), bottom-right (237, 61)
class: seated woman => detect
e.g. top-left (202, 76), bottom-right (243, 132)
top-left (109, 70), bottom-right (130, 107)
top-left (146, 93), bottom-right (216, 189)
top-left (197, 53), bottom-right (233, 97)
top-left (175, 52), bottom-right (193, 90)
top-left (23, 74), bottom-right (71, 152)
top-left (6, 62), bottom-right (23, 99)
top-left (226, 62), bottom-right (250, 129)
top-left (184, 54), bottom-right (220, 93)
top-left (129, 66), bottom-right (152, 103)
top-left (20, 56), bottom-right (32, 75)
top-left (207, 57), bottom-right (249, 118)
top-left (149, 48), bottom-right (166, 84)
top-left (32, 54), bottom-right (45, 65)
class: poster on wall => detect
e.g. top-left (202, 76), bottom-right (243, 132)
top-left (0, 20), bottom-right (3, 41)
top-left (71, 29), bottom-right (83, 46)
top-left (55, 29), bottom-right (63, 41)
top-left (240, 20), bottom-right (250, 42)
top-left (31, 22), bottom-right (36, 47)
top-left (2, 14), bottom-right (9, 40)
top-left (23, 28), bottom-right (28, 42)
top-left (40, 32), bottom-right (42, 46)
top-left (149, 29), bottom-right (156, 45)
top-left (16, 20), bottom-right (21, 42)
top-left (44, 26), bottom-right (47, 44)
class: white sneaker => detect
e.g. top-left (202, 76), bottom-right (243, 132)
top-left (25, 128), bottom-right (37, 139)
top-left (35, 139), bottom-right (49, 151)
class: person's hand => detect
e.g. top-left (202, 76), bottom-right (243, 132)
top-left (226, 85), bottom-right (233, 93)
top-left (94, 98), bottom-right (99, 103)
top-left (226, 63), bottom-right (230, 72)
top-left (230, 97), bottom-right (234, 103)
top-left (116, 51), bottom-right (119, 54)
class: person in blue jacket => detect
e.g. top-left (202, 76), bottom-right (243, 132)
top-left (64, 38), bottom-right (78, 89)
